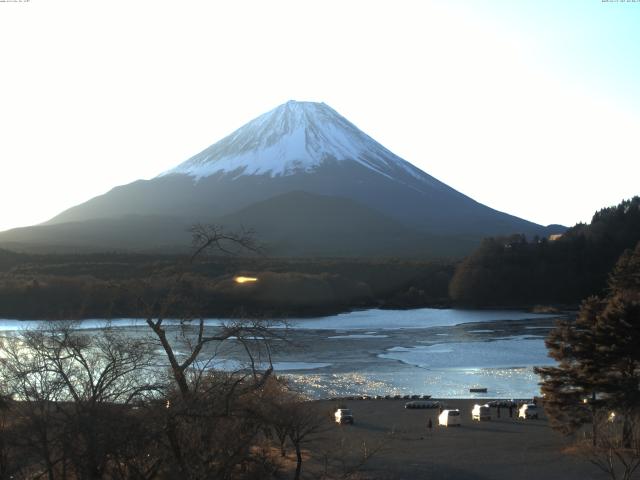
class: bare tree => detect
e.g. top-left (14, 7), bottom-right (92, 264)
top-left (141, 223), bottom-right (271, 399)
top-left (0, 322), bottom-right (162, 480)
top-left (0, 395), bottom-right (19, 480)
top-left (254, 377), bottom-right (297, 459)
top-left (1, 328), bottom-right (70, 480)
top-left (136, 224), bottom-right (286, 479)
top-left (286, 400), bottom-right (327, 480)
top-left (270, 401), bottom-right (293, 458)
top-left (188, 223), bottom-right (259, 261)
top-left (576, 411), bottom-right (640, 480)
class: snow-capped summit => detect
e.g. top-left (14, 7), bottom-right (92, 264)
top-left (161, 100), bottom-right (430, 185)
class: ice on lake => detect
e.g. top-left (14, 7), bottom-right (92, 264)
top-left (379, 338), bottom-right (554, 369)
top-left (284, 308), bottom-right (557, 330)
top-left (0, 308), bottom-right (567, 399)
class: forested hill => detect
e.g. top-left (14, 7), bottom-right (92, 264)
top-left (0, 253), bottom-right (454, 320)
top-left (449, 197), bottom-right (640, 307)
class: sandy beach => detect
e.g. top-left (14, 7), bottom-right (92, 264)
top-left (303, 398), bottom-right (605, 480)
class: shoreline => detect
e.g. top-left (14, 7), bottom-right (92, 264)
top-left (0, 304), bottom-right (575, 322)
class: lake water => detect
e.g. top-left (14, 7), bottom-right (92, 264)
top-left (0, 308), bottom-right (564, 399)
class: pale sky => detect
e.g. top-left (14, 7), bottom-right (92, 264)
top-left (1, 0), bottom-right (639, 232)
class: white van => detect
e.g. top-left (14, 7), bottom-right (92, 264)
top-left (334, 408), bottom-right (354, 424)
top-left (518, 404), bottom-right (538, 419)
top-left (471, 404), bottom-right (491, 421)
top-left (438, 409), bottom-right (461, 427)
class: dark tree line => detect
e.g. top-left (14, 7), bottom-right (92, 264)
top-left (0, 258), bottom-right (454, 320)
top-left (449, 197), bottom-right (640, 307)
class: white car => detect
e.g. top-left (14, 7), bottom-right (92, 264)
top-left (438, 409), bottom-right (461, 427)
top-left (334, 408), bottom-right (354, 424)
top-left (471, 404), bottom-right (491, 421)
top-left (518, 404), bottom-right (539, 419)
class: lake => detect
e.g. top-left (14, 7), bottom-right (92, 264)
top-left (0, 308), bottom-right (564, 399)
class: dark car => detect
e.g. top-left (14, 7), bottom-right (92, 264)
top-left (405, 400), bottom-right (441, 409)
top-left (487, 400), bottom-right (517, 408)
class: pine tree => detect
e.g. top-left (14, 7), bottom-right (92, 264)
top-left (608, 242), bottom-right (640, 294)
top-left (536, 242), bottom-right (640, 447)
top-left (536, 296), bottom-right (606, 439)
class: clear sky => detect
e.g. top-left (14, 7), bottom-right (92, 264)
top-left (1, 0), bottom-right (638, 232)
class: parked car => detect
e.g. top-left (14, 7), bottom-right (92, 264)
top-left (405, 401), bottom-right (440, 409)
top-left (471, 404), bottom-right (491, 421)
top-left (518, 404), bottom-right (538, 419)
top-left (335, 408), bottom-right (354, 424)
top-left (438, 409), bottom-right (461, 427)
top-left (487, 400), bottom-right (516, 408)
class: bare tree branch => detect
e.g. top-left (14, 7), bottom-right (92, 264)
top-left (189, 223), bottom-right (261, 262)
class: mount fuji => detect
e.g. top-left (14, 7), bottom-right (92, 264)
top-left (162, 101), bottom-right (432, 183)
top-left (0, 101), bottom-right (561, 256)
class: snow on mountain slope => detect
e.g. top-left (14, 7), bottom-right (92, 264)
top-left (161, 100), bottom-right (441, 188)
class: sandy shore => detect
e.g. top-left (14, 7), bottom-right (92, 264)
top-left (303, 398), bottom-right (605, 480)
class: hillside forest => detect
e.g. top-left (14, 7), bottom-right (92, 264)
top-left (0, 196), bottom-right (638, 319)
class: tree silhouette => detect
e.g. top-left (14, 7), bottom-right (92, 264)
top-left (536, 242), bottom-right (640, 478)
top-left (450, 197), bottom-right (640, 307)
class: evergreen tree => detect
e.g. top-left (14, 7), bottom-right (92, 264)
top-left (608, 242), bottom-right (640, 294)
top-left (536, 296), bottom-right (605, 438)
top-left (536, 242), bottom-right (640, 447)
